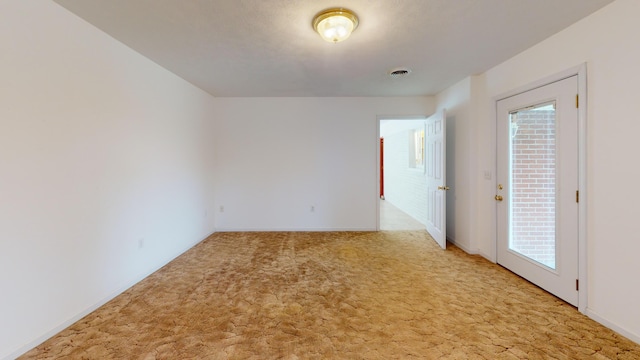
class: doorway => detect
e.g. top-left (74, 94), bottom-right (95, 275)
top-left (378, 113), bottom-right (448, 249)
top-left (378, 118), bottom-right (428, 231)
top-left (496, 74), bottom-right (582, 306)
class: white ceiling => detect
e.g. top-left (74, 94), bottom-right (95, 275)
top-left (53, 0), bottom-right (613, 97)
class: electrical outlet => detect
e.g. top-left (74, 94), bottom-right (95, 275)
top-left (310, 205), bottom-right (315, 212)
top-left (138, 238), bottom-right (145, 249)
top-left (219, 206), bottom-right (224, 213)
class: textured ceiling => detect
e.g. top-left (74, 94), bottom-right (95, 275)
top-left (53, 0), bottom-right (613, 97)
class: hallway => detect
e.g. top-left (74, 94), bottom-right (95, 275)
top-left (379, 200), bottom-right (425, 231)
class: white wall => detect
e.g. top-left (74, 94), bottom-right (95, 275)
top-left (213, 97), bottom-right (434, 231)
top-left (380, 119), bottom-right (429, 225)
top-left (435, 77), bottom-right (476, 253)
top-left (0, 1), bottom-right (217, 358)
top-left (451, 0), bottom-right (640, 343)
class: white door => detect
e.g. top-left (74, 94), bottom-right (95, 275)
top-left (425, 109), bottom-right (447, 249)
top-left (496, 76), bottom-right (579, 306)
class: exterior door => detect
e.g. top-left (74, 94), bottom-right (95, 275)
top-left (426, 109), bottom-right (447, 249)
top-left (496, 76), bottom-right (579, 306)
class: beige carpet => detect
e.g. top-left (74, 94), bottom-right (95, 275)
top-left (21, 231), bottom-right (640, 359)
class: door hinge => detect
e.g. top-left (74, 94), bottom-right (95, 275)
top-left (576, 94), bottom-right (579, 108)
top-left (576, 190), bottom-right (579, 203)
top-left (576, 279), bottom-right (579, 291)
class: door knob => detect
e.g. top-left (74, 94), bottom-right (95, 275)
top-left (495, 195), bottom-right (503, 201)
top-left (438, 186), bottom-right (450, 191)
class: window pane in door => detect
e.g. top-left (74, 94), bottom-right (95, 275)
top-left (509, 102), bottom-right (556, 269)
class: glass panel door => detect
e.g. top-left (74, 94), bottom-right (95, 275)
top-left (496, 74), bottom-right (579, 306)
top-left (509, 102), bottom-right (557, 269)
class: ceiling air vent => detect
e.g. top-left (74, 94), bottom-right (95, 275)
top-left (389, 68), bottom-right (411, 78)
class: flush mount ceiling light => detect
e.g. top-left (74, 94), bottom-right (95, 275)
top-left (312, 8), bottom-right (359, 43)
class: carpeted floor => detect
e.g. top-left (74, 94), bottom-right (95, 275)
top-left (21, 231), bottom-right (640, 359)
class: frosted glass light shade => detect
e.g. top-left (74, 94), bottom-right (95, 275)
top-left (312, 8), bottom-right (359, 43)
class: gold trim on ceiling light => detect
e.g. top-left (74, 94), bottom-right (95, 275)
top-left (312, 8), bottom-right (359, 43)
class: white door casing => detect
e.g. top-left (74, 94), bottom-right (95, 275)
top-left (426, 109), bottom-right (447, 249)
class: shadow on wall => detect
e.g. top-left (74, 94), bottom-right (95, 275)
top-left (446, 114), bottom-right (456, 242)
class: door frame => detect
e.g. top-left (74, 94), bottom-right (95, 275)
top-left (376, 115), bottom-right (429, 231)
top-left (492, 63), bottom-right (587, 312)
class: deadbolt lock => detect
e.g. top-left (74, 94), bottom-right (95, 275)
top-left (498, 184), bottom-right (503, 190)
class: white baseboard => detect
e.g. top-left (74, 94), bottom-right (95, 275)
top-left (445, 238), bottom-right (494, 262)
top-left (214, 227), bottom-right (377, 232)
top-left (446, 237), bottom-right (478, 255)
top-left (477, 250), bottom-right (495, 263)
top-left (6, 232), bottom-right (213, 360)
top-left (585, 308), bottom-right (640, 345)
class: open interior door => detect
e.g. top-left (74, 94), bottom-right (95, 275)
top-left (425, 109), bottom-right (447, 249)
